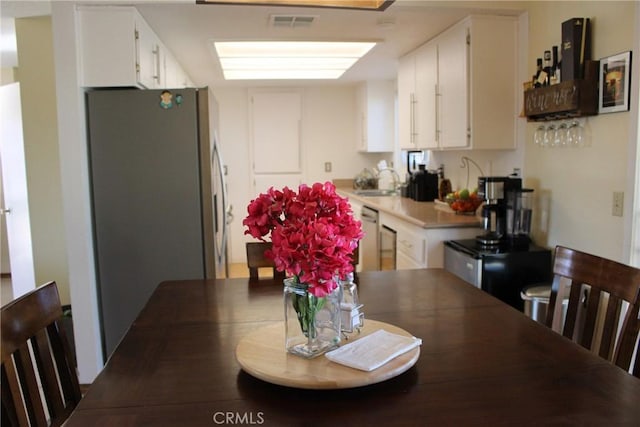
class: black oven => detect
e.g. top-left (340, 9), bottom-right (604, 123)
top-left (444, 239), bottom-right (552, 311)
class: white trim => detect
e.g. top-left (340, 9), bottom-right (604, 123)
top-left (627, 3), bottom-right (640, 266)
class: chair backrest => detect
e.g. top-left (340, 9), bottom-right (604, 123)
top-left (246, 242), bottom-right (284, 282)
top-left (1, 281), bottom-right (82, 426)
top-left (545, 246), bottom-right (640, 376)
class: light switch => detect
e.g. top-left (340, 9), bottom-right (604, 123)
top-left (612, 191), bottom-right (624, 217)
top-left (324, 162), bottom-right (332, 172)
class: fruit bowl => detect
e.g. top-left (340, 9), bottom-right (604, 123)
top-left (444, 189), bottom-right (483, 214)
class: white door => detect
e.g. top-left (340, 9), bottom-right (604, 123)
top-left (250, 89), bottom-right (303, 193)
top-left (251, 90), bottom-right (301, 174)
top-left (0, 83), bottom-right (36, 299)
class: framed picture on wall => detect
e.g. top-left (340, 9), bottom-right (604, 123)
top-left (599, 51), bottom-right (632, 114)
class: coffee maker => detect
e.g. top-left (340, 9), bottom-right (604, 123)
top-left (409, 164), bottom-right (439, 201)
top-left (404, 151), bottom-right (438, 202)
top-left (477, 176), bottom-right (533, 247)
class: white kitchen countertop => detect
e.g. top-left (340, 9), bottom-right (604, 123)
top-left (337, 188), bottom-right (482, 230)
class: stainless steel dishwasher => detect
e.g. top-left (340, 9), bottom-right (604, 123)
top-left (360, 206), bottom-right (379, 270)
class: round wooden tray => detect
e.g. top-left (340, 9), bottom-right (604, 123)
top-left (235, 319), bottom-right (420, 389)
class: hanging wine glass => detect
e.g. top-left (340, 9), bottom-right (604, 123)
top-left (554, 121), bottom-right (568, 147)
top-left (544, 123), bottom-right (556, 148)
top-left (534, 124), bottom-right (546, 146)
top-left (556, 121), bottom-right (569, 148)
top-left (567, 119), bottom-right (583, 147)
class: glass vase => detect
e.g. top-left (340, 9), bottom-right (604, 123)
top-left (284, 277), bottom-right (341, 358)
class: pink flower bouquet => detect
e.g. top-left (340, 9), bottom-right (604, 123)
top-left (243, 182), bottom-right (363, 297)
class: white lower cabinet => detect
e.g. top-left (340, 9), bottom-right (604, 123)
top-left (397, 251), bottom-right (424, 270)
top-left (347, 198), bottom-right (364, 269)
top-left (380, 212), bottom-right (480, 269)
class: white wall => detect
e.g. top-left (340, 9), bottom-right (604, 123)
top-left (213, 85), bottom-right (391, 264)
top-left (15, 16), bottom-right (71, 304)
top-left (51, 2), bottom-right (104, 382)
top-left (524, 1), bottom-right (638, 261)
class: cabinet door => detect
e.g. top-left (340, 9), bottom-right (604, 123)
top-left (414, 43), bottom-right (438, 149)
top-left (468, 16), bottom-right (517, 149)
top-left (437, 23), bottom-right (470, 149)
top-left (355, 83), bottom-right (367, 152)
top-left (78, 8), bottom-right (138, 87)
top-left (397, 251), bottom-right (424, 270)
top-left (358, 81), bottom-right (395, 153)
top-left (397, 54), bottom-right (416, 150)
top-left (135, 15), bottom-right (161, 89)
top-left (163, 50), bottom-right (188, 88)
top-left (251, 90), bottom-right (301, 174)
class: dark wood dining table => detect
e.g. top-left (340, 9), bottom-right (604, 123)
top-left (65, 269), bottom-right (640, 426)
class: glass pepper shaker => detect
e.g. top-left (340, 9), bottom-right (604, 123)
top-left (340, 272), bottom-right (364, 337)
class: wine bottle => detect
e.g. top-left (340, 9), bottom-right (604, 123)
top-left (550, 46), bottom-right (559, 85)
top-left (534, 58), bottom-right (544, 88)
top-left (555, 46), bottom-right (562, 83)
top-left (542, 50), bottom-right (552, 86)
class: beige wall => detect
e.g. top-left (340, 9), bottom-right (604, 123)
top-left (524, 1), bottom-right (637, 261)
top-left (15, 16), bottom-right (70, 304)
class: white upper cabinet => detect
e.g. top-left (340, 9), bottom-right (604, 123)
top-left (398, 15), bottom-right (517, 150)
top-left (163, 50), bottom-right (193, 89)
top-left (77, 6), bottom-right (192, 89)
top-left (436, 22), bottom-right (469, 149)
top-left (355, 80), bottom-right (395, 153)
top-left (466, 16), bottom-right (518, 150)
top-left (134, 12), bottom-right (162, 89)
top-left (398, 43), bottom-right (437, 150)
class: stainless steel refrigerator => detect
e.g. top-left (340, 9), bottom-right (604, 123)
top-left (86, 88), bottom-right (226, 357)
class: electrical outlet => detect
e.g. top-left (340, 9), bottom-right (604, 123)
top-left (612, 191), bottom-right (624, 217)
top-left (324, 162), bottom-right (332, 173)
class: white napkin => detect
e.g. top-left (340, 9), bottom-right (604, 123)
top-left (325, 329), bottom-right (422, 372)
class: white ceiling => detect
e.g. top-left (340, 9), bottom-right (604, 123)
top-left (1, 0), bottom-right (526, 87)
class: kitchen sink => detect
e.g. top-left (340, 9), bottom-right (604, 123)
top-left (352, 189), bottom-right (399, 197)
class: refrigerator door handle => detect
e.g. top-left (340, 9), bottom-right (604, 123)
top-left (212, 139), bottom-right (230, 275)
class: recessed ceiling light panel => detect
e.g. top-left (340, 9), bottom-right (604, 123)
top-left (197, 1), bottom-right (394, 12)
top-left (214, 41), bottom-right (376, 80)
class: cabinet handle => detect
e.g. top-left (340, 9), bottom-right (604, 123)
top-left (435, 84), bottom-right (441, 142)
top-left (153, 46), bottom-right (161, 81)
top-left (410, 93), bottom-right (417, 144)
top-left (400, 239), bottom-right (413, 249)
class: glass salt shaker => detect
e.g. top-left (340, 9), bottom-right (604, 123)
top-left (340, 272), bottom-right (364, 338)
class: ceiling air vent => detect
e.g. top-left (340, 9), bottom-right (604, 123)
top-left (270, 15), bottom-right (317, 28)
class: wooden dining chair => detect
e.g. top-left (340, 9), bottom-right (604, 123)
top-left (246, 242), bottom-right (285, 282)
top-left (246, 241), bottom-right (360, 282)
top-left (1, 281), bottom-right (82, 427)
top-left (545, 246), bottom-right (640, 376)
